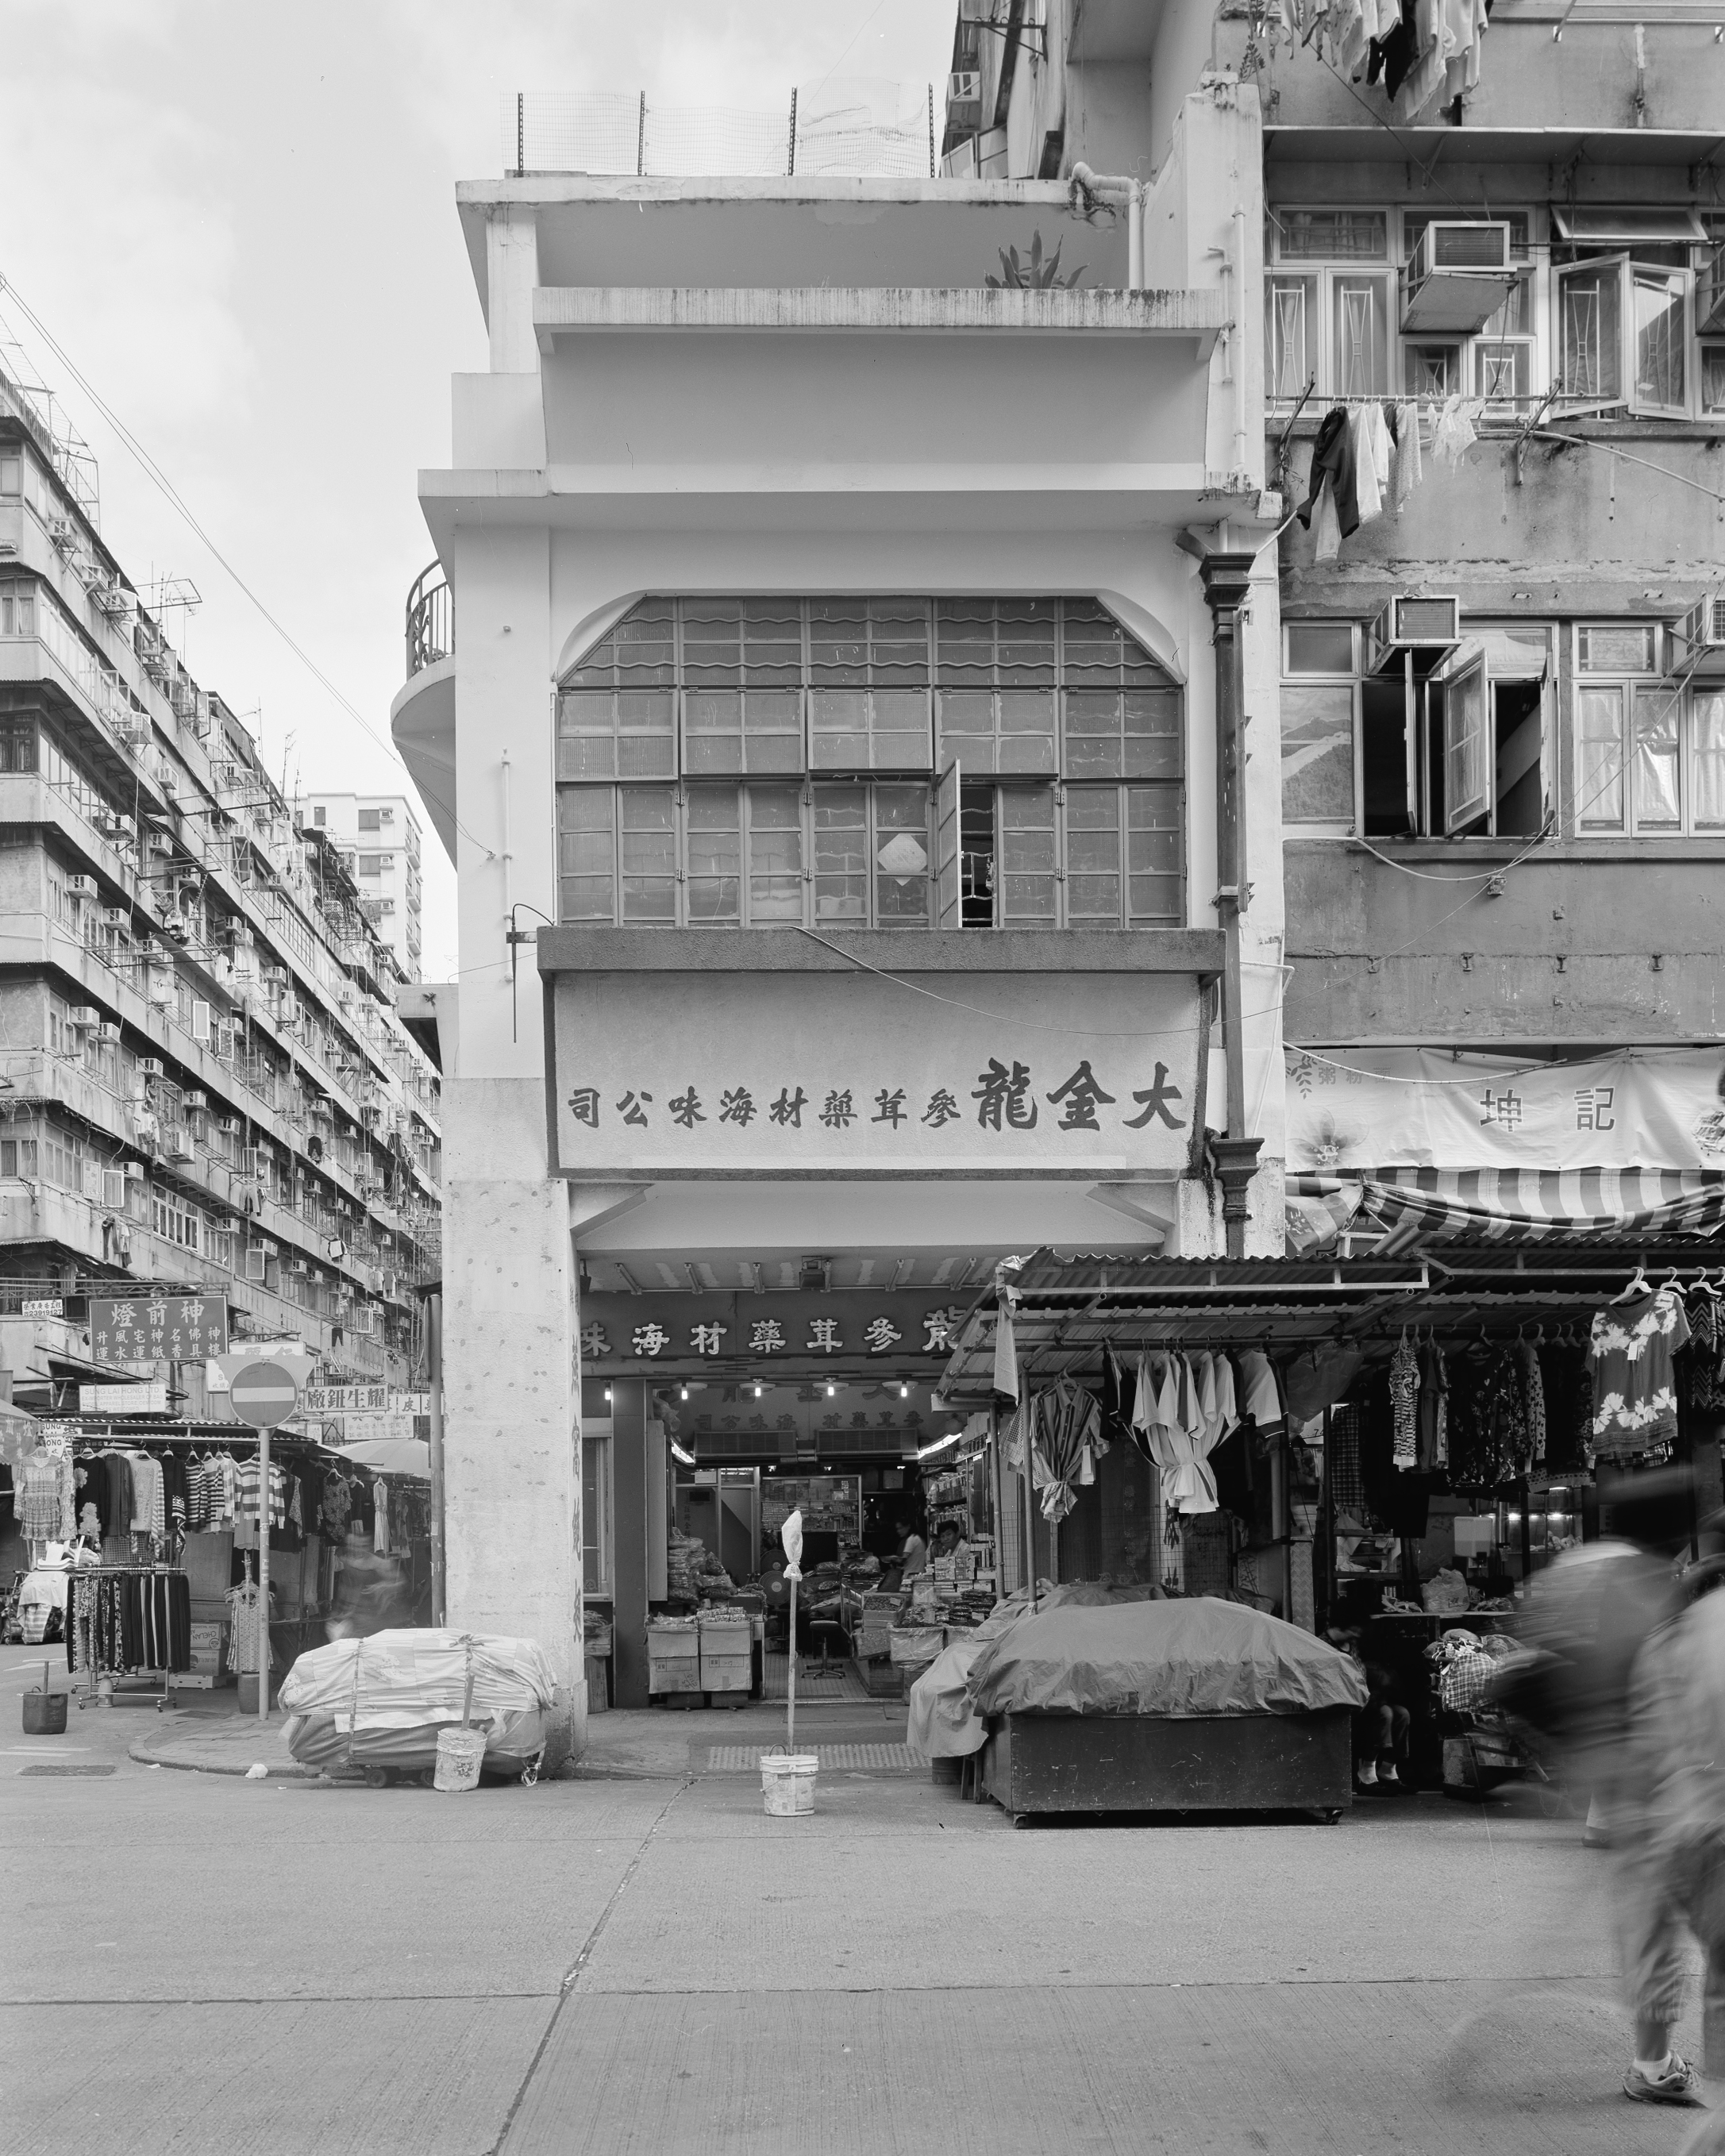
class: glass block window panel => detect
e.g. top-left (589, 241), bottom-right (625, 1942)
top-left (1631, 686), bottom-right (1681, 830)
top-left (683, 686), bottom-right (804, 775)
top-left (557, 789), bottom-right (617, 922)
top-left (618, 787), bottom-right (677, 922)
top-left (1126, 788), bottom-right (1184, 926)
top-left (932, 599), bottom-right (1059, 774)
top-left (558, 603), bottom-right (677, 779)
top-left (684, 790), bottom-right (741, 922)
top-left (809, 599), bottom-right (932, 769)
top-left (1576, 686), bottom-right (1627, 830)
top-left (745, 786), bottom-right (804, 923)
top-left (1061, 602), bottom-right (1183, 779)
top-left (999, 786), bottom-right (1058, 926)
top-left (812, 787), bottom-right (868, 925)
top-left (1558, 264), bottom-right (1623, 401)
top-left (1267, 276), bottom-right (1316, 400)
top-left (1278, 211), bottom-right (1386, 260)
top-left (872, 784), bottom-right (932, 927)
top-left (1693, 692), bottom-right (1725, 830)
top-left (1063, 787), bottom-right (1122, 925)
top-left (1331, 276), bottom-right (1390, 396)
top-left (1577, 625), bottom-right (1658, 674)
top-left (1280, 683), bottom-right (1355, 825)
top-left (680, 600), bottom-right (806, 774)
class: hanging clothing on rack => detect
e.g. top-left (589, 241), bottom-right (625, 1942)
top-left (1590, 1290), bottom-right (1690, 1460)
top-left (66, 1569), bottom-right (191, 1676)
top-left (1390, 1330), bottom-right (1420, 1469)
top-left (1392, 398), bottom-right (1423, 508)
top-left (1137, 1353), bottom-right (1229, 1517)
top-left (1519, 1339), bottom-right (1546, 1465)
top-left (17, 1446), bottom-right (75, 1542)
top-left (226, 1579), bottom-right (272, 1675)
top-left (1101, 1345), bottom-right (1139, 1457)
top-left (1416, 1336), bottom-right (1450, 1469)
top-left (1296, 409), bottom-right (1360, 546)
top-left (1236, 1350), bottom-right (1284, 1433)
top-left (1026, 1376), bottom-right (1105, 1524)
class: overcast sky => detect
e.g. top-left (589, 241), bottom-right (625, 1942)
top-left (0, 0), bottom-right (953, 982)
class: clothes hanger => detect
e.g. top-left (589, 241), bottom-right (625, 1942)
top-left (1612, 1261), bottom-right (1651, 1304)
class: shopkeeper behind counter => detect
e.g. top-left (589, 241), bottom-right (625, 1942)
top-left (897, 1519), bottom-right (928, 1584)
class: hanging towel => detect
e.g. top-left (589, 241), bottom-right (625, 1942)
top-left (992, 1295), bottom-right (1020, 1401)
top-left (1392, 397), bottom-right (1423, 507)
top-left (1238, 1350), bottom-right (1284, 1430)
top-left (1350, 406), bottom-right (1383, 522)
top-left (1312, 481), bottom-right (1344, 562)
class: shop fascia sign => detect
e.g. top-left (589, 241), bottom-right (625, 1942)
top-left (580, 1288), bottom-right (973, 1374)
top-left (549, 970), bottom-right (1198, 1178)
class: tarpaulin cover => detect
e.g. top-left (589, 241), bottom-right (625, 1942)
top-left (278, 1628), bottom-right (559, 1734)
top-left (283, 1695), bottom-right (572, 1777)
top-left (908, 1583), bottom-right (1165, 1758)
top-left (965, 1596), bottom-right (1370, 1719)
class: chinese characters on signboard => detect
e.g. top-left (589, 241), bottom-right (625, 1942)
top-left (581, 1306), bottom-right (966, 1364)
top-left (89, 1294), bottom-right (229, 1368)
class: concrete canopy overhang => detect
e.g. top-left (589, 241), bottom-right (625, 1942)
top-left (1265, 125), bottom-right (1725, 171)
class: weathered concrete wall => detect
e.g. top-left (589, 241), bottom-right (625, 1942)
top-left (1284, 840), bottom-right (1725, 1042)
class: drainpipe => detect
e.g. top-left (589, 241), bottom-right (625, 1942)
top-left (427, 1289), bottom-right (445, 1626)
top-left (1068, 163), bottom-right (1146, 289)
top-left (1199, 552), bottom-right (1265, 1259)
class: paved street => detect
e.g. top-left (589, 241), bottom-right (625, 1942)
top-left (1, 1649), bottom-right (1712, 2155)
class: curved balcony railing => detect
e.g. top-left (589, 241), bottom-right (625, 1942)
top-left (406, 561), bottom-right (453, 678)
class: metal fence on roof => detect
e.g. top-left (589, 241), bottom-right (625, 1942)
top-left (502, 81), bottom-right (937, 180)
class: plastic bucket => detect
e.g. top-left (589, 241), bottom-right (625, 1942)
top-left (760, 1752), bottom-right (818, 1818)
top-left (434, 1726), bottom-right (487, 1793)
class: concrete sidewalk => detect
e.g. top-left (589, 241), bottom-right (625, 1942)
top-left (125, 1696), bottom-right (912, 1779)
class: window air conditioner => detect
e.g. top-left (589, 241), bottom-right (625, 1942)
top-left (218, 1115), bottom-right (243, 1135)
top-left (290, 1258), bottom-right (309, 1276)
top-left (139, 1057), bottom-right (164, 1078)
top-left (125, 1160), bottom-right (145, 1182)
top-left (1366, 595), bottom-right (1461, 676)
top-left (168, 1127), bottom-right (196, 1162)
top-left (948, 71), bottom-right (980, 105)
top-left (97, 1022), bottom-right (121, 1044)
top-left (66, 875), bottom-right (98, 899)
top-left (70, 1006), bottom-right (99, 1028)
top-left (183, 1089), bottom-right (208, 1111)
top-left (1401, 222), bottom-right (1519, 336)
top-left (1677, 592), bottom-right (1725, 674)
top-left (102, 906), bottom-right (129, 927)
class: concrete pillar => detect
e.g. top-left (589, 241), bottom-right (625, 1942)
top-left (443, 1075), bottom-right (587, 1754)
top-left (486, 206), bottom-right (541, 375)
top-left (611, 1379), bottom-right (651, 1708)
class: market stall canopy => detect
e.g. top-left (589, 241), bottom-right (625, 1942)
top-left (965, 1597), bottom-right (1370, 1719)
top-left (337, 1437), bottom-right (431, 1480)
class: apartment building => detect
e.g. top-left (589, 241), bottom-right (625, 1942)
top-left (300, 791), bottom-right (425, 981)
top-left (393, 52), bottom-right (1282, 1712)
top-left (0, 361), bottom-right (443, 1417)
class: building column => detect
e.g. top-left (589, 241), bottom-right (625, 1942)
top-left (1199, 551), bottom-right (1265, 1260)
top-left (443, 1075), bottom-right (586, 1756)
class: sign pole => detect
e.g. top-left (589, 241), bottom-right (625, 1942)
top-left (257, 1419), bottom-right (271, 1724)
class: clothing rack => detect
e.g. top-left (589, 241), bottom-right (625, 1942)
top-left (67, 1561), bottom-right (190, 1711)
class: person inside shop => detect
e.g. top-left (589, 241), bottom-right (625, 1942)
top-left (1327, 1623), bottom-right (1411, 1794)
top-left (896, 1517), bottom-right (928, 1584)
top-left (932, 1521), bottom-right (971, 1566)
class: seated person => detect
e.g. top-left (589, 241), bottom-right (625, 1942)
top-left (1329, 1624), bottom-right (1411, 1792)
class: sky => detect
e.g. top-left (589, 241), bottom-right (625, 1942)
top-left (0, 0), bottom-right (953, 983)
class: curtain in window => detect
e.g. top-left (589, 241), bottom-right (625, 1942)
top-left (1631, 687), bottom-right (1681, 828)
top-left (1576, 686), bottom-right (1626, 830)
top-left (1692, 691), bottom-right (1725, 829)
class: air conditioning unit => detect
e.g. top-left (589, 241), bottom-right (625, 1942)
top-left (125, 1160), bottom-right (145, 1181)
top-left (289, 1258), bottom-right (310, 1276)
top-left (948, 70), bottom-right (981, 106)
top-left (1401, 221), bottom-right (1520, 335)
top-left (191, 690), bottom-right (215, 737)
top-left (218, 1115), bottom-right (243, 1136)
top-left (277, 995), bottom-right (300, 1026)
top-left (167, 1127), bottom-right (195, 1162)
top-left (66, 875), bottom-right (98, 899)
top-left (1677, 591), bottom-right (1725, 675)
top-left (183, 1089), bottom-right (208, 1111)
top-left (1366, 595), bottom-right (1461, 676)
top-left (96, 1022), bottom-right (121, 1044)
top-left (48, 515), bottom-right (77, 553)
top-left (102, 905), bottom-right (129, 927)
top-left (164, 914), bottom-right (191, 946)
top-left (139, 1057), bottom-right (164, 1078)
top-left (149, 834), bottom-right (175, 860)
top-left (92, 579), bottom-right (130, 616)
top-left (69, 1006), bottom-right (100, 1028)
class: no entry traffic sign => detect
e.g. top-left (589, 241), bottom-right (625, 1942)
top-left (227, 1360), bottom-right (303, 1430)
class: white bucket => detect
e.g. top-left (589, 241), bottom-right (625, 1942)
top-left (433, 1726), bottom-right (487, 1793)
top-left (760, 1752), bottom-right (818, 1818)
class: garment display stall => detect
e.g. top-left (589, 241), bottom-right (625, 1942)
top-left (930, 1244), bottom-right (1725, 1815)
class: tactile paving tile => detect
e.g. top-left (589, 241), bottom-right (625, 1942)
top-left (704, 1743), bottom-right (914, 1773)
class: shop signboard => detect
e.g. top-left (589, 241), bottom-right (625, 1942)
top-left (579, 1288), bottom-right (975, 1375)
top-left (304, 1385), bottom-right (390, 1416)
top-left (89, 1292), bottom-right (229, 1366)
top-left (551, 970), bottom-right (1198, 1178)
top-left (21, 1298), bottom-right (64, 1319)
top-left (78, 1381), bottom-right (168, 1413)
top-left (1286, 1045), bottom-right (1725, 1172)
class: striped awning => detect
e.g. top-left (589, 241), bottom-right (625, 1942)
top-left (1288, 1168), bottom-right (1725, 1249)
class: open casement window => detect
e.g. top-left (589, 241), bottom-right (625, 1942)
top-left (1440, 646), bottom-right (1490, 834)
top-left (934, 760), bottom-right (963, 928)
top-left (1557, 257), bottom-right (1690, 415)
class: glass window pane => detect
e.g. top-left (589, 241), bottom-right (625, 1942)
top-left (812, 787), bottom-right (868, 923)
top-left (745, 786), bottom-right (803, 922)
top-left (1577, 686), bottom-right (1626, 830)
top-left (1475, 341), bottom-right (1532, 401)
top-left (1559, 266), bottom-right (1623, 401)
top-left (1692, 691), bottom-right (1725, 830)
top-left (1280, 683), bottom-right (1355, 824)
top-left (1632, 271), bottom-right (1685, 410)
top-left (557, 688), bottom-right (675, 780)
top-left (1577, 625), bottom-right (1657, 674)
top-left (1704, 346), bottom-right (1725, 414)
top-left (618, 787), bottom-right (677, 922)
top-left (1065, 788), bottom-right (1122, 924)
top-left (1331, 276), bottom-right (1389, 395)
top-left (1126, 787), bottom-right (1183, 926)
top-left (1404, 344), bottom-right (1460, 398)
top-left (1631, 686), bottom-right (1681, 829)
top-left (685, 790), bottom-right (741, 922)
top-left (557, 791), bottom-right (615, 922)
top-left (936, 688), bottom-right (996, 771)
top-left (1285, 624), bottom-right (1354, 676)
top-left (1279, 211), bottom-right (1386, 260)
top-left (873, 784), bottom-right (930, 926)
top-left (999, 786), bottom-right (1057, 926)
top-left (1267, 276), bottom-right (1316, 400)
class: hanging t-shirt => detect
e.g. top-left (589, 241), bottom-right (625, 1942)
top-left (1589, 1290), bottom-right (1691, 1458)
top-left (1390, 1332), bottom-right (1419, 1470)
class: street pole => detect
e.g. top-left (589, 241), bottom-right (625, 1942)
top-left (257, 1419), bottom-right (271, 1723)
top-left (428, 1292), bottom-right (445, 1627)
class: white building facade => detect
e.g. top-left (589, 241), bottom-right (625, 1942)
top-left (301, 792), bottom-right (425, 982)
